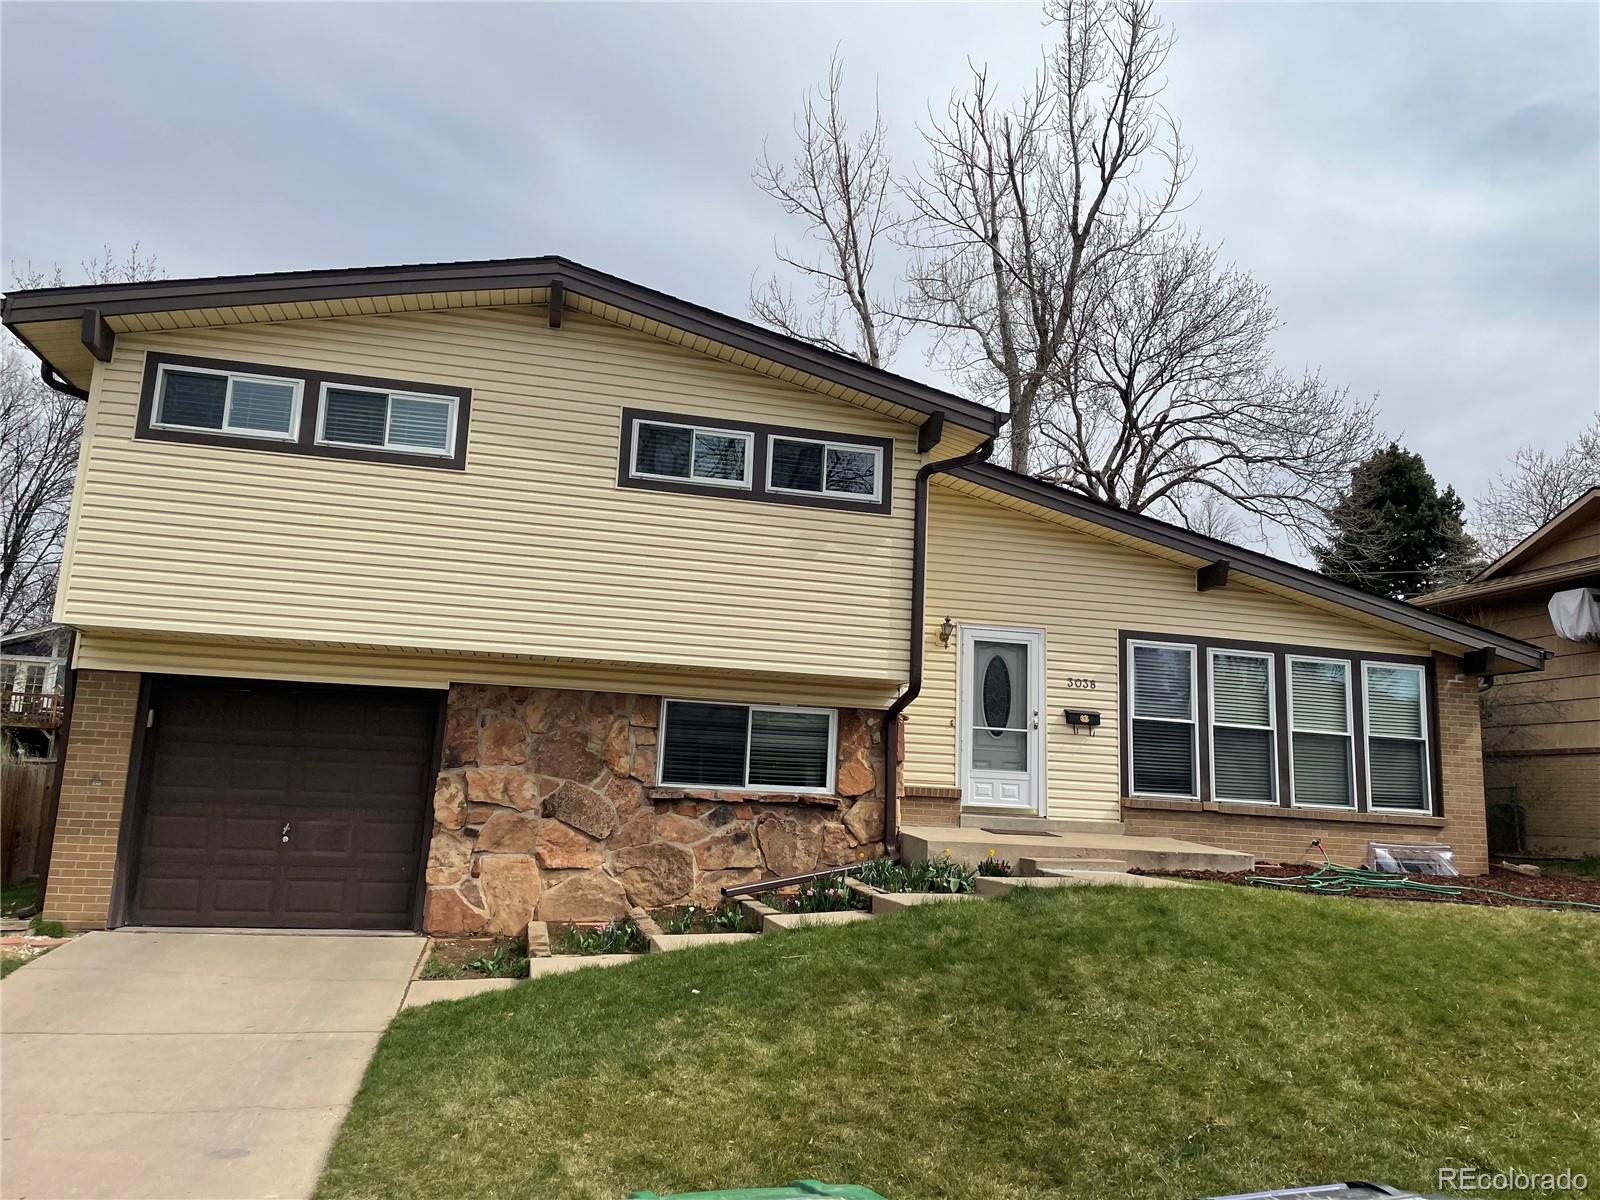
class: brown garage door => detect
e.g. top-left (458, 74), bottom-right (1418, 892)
top-left (128, 677), bottom-right (438, 929)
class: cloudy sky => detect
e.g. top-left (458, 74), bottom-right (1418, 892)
top-left (3, 1), bottom-right (1595, 507)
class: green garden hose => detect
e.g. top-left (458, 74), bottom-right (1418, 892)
top-left (1243, 863), bottom-right (1600, 912)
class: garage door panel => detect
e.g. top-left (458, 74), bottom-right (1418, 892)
top-left (130, 678), bottom-right (435, 930)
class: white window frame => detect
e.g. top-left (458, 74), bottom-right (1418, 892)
top-left (765, 434), bottom-right (884, 503)
top-left (1286, 654), bottom-right (1356, 809)
top-left (658, 698), bottom-right (837, 794)
top-left (1125, 639), bottom-right (1199, 800)
top-left (315, 382), bottom-right (459, 458)
top-left (630, 419), bottom-right (754, 489)
top-left (1362, 661), bottom-right (1432, 814)
top-left (152, 362), bottom-right (303, 442)
top-left (1207, 648), bottom-right (1278, 805)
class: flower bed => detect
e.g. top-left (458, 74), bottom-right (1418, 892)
top-left (1144, 863), bottom-right (1600, 913)
top-left (650, 902), bottom-right (756, 935)
top-left (854, 853), bottom-right (990, 895)
top-left (418, 937), bottom-right (529, 980)
top-left (552, 917), bottom-right (648, 955)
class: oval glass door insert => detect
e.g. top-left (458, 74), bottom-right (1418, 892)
top-left (982, 653), bottom-right (1012, 735)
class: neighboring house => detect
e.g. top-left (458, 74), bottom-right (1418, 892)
top-left (1, 258), bottom-right (1544, 932)
top-left (1, 623), bottom-right (73, 761)
top-left (1417, 489), bottom-right (1599, 858)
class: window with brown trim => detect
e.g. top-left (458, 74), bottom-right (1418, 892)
top-left (1118, 630), bottom-right (1440, 817)
top-left (616, 407), bottom-right (893, 514)
top-left (136, 351), bottom-right (472, 469)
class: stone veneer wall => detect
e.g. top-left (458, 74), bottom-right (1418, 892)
top-left (424, 685), bottom-right (889, 934)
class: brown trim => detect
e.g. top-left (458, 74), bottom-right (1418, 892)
top-left (2, 256), bottom-right (1003, 435)
top-left (1196, 560), bottom-right (1230, 591)
top-left (411, 692), bottom-right (449, 931)
top-left (954, 463), bottom-right (1546, 672)
top-left (81, 308), bottom-right (114, 362)
top-left (135, 351), bottom-right (472, 470)
top-left (548, 279), bottom-right (564, 329)
top-left (1121, 795), bottom-right (1447, 828)
top-left (616, 406), bottom-right (895, 515)
top-left (106, 675), bottom-right (155, 929)
top-left (1484, 747), bottom-right (1600, 759)
top-left (1117, 629), bottom-right (1443, 818)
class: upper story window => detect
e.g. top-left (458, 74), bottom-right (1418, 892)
top-left (137, 352), bottom-right (471, 469)
top-left (631, 419), bottom-right (752, 488)
top-left (153, 364), bottom-right (302, 441)
top-left (318, 384), bottom-right (458, 457)
top-left (617, 407), bottom-right (894, 514)
top-left (768, 436), bottom-right (882, 502)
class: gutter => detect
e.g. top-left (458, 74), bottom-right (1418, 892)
top-left (883, 435), bottom-right (996, 856)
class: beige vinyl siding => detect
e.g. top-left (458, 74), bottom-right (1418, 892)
top-left (908, 485), bottom-right (1431, 824)
top-left (58, 307), bottom-right (919, 686)
top-left (72, 629), bottom-right (902, 709)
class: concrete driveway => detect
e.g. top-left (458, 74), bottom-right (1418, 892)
top-left (1, 930), bottom-right (423, 1200)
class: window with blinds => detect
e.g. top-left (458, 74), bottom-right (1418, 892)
top-left (1209, 649), bottom-right (1276, 804)
top-left (1288, 657), bottom-right (1354, 807)
top-left (659, 700), bottom-right (835, 792)
top-left (154, 365), bottom-right (301, 440)
top-left (1364, 663), bottom-right (1429, 810)
top-left (317, 384), bottom-right (457, 456)
top-left (1128, 642), bottom-right (1197, 797)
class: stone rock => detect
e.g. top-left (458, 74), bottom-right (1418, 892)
top-left (480, 715), bottom-right (529, 766)
top-left (612, 843), bottom-right (695, 909)
top-left (609, 807), bottom-right (655, 849)
top-left (463, 767), bottom-right (540, 811)
top-left (756, 815), bottom-right (821, 876)
top-left (537, 868), bottom-right (629, 922)
top-left (703, 805), bottom-right (737, 829)
top-left (535, 821), bottom-right (602, 870)
top-left (442, 706), bottom-right (478, 768)
top-left (476, 810), bottom-right (541, 854)
top-left (631, 695), bottom-right (660, 728)
top-left (838, 708), bottom-right (871, 757)
top-left (425, 827), bottom-right (472, 885)
top-left (466, 803), bottom-right (500, 827)
top-left (528, 735), bottom-right (606, 786)
top-left (696, 823), bottom-right (761, 870)
top-left (525, 688), bottom-right (589, 735)
top-left (635, 728), bottom-right (657, 746)
top-left (604, 775), bottom-right (646, 815)
top-left (543, 780), bottom-right (619, 839)
top-left (423, 886), bottom-right (487, 935)
top-left (687, 867), bottom-right (763, 910)
top-left (433, 775), bottom-right (467, 830)
top-left (479, 856), bottom-right (542, 937)
top-left (630, 744), bottom-right (657, 786)
top-left (843, 799), bottom-right (885, 844)
top-left (601, 717), bottom-right (633, 776)
top-left (655, 813), bottom-right (707, 844)
top-left (836, 755), bottom-right (876, 798)
top-left (820, 823), bottom-right (860, 866)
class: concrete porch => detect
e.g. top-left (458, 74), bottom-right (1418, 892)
top-left (899, 822), bottom-right (1255, 874)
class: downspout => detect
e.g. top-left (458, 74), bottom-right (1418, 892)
top-left (883, 435), bottom-right (995, 857)
top-left (40, 360), bottom-right (89, 401)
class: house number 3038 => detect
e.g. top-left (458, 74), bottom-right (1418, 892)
top-left (1064, 676), bottom-right (1097, 690)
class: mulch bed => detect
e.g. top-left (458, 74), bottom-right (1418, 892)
top-left (1136, 863), bottom-right (1600, 911)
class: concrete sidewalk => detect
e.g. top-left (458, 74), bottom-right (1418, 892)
top-left (0, 930), bottom-right (423, 1200)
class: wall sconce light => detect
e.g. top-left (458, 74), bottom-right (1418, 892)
top-left (937, 616), bottom-right (955, 647)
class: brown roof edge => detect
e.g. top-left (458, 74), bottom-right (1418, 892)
top-left (1467, 487), bottom-right (1600, 584)
top-left (0, 255), bottom-right (1005, 437)
top-left (952, 462), bottom-right (1548, 673)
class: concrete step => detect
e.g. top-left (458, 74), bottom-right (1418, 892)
top-left (1019, 856), bottom-right (1128, 876)
top-left (900, 825), bottom-right (1254, 875)
top-left (960, 814), bottom-right (1127, 835)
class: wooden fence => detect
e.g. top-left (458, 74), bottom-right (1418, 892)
top-left (1, 751), bottom-right (51, 882)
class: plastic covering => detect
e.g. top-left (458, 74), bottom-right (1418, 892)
top-left (1548, 587), bottom-right (1600, 642)
top-left (1366, 842), bottom-right (1458, 877)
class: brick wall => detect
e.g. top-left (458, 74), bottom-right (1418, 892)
top-left (42, 670), bottom-right (142, 929)
top-left (899, 787), bottom-right (961, 828)
top-left (1123, 654), bottom-right (1490, 874)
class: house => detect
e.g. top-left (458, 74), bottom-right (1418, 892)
top-left (1416, 489), bottom-right (1599, 858)
top-left (1, 257), bottom-right (1545, 933)
top-left (1, 623), bottom-right (73, 760)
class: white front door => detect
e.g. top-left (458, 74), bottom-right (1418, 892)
top-left (959, 625), bottom-right (1046, 813)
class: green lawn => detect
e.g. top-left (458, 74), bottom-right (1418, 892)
top-left (318, 887), bottom-right (1599, 1200)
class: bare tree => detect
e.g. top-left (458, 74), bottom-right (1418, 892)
top-left (1473, 414), bottom-right (1600, 559)
top-left (902, 0), bottom-right (1187, 472)
top-left (2, 244), bottom-right (161, 633)
top-left (1035, 231), bottom-right (1380, 552)
top-left (751, 53), bottom-right (901, 367)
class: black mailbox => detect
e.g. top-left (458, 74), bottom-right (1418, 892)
top-left (1063, 709), bottom-right (1101, 730)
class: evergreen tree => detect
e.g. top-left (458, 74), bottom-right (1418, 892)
top-left (1315, 443), bottom-right (1477, 599)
